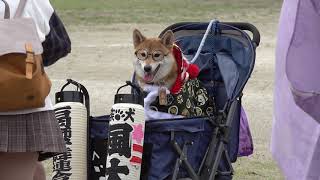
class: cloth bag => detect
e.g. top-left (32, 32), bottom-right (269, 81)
top-left (0, 0), bottom-right (51, 111)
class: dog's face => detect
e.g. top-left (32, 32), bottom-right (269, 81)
top-left (132, 29), bottom-right (177, 87)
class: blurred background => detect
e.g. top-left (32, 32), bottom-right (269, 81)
top-left (46, 0), bottom-right (283, 179)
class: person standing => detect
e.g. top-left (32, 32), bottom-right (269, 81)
top-left (271, 0), bottom-right (320, 179)
top-left (0, 0), bottom-right (71, 179)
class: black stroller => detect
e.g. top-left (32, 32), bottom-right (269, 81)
top-left (89, 20), bottom-right (260, 180)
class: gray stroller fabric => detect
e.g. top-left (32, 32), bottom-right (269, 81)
top-left (216, 52), bottom-right (239, 99)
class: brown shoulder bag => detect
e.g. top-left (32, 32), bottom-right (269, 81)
top-left (0, 0), bottom-right (51, 111)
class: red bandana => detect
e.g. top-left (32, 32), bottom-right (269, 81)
top-left (170, 45), bottom-right (200, 94)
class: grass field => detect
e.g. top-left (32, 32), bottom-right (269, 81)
top-left (51, 0), bottom-right (281, 25)
top-left (46, 0), bottom-right (284, 179)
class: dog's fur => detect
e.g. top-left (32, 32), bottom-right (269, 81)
top-left (132, 29), bottom-right (216, 118)
top-left (132, 29), bottom-right (178, 89)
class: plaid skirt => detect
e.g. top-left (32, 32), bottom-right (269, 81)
top-left (0, 110), bottom-right (66, 161)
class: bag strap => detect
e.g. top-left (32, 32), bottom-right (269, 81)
top-left (14, 0), bottom-right (27, 18)
top-left (1, 0), bottom-right (10, 19)
top-left (25, 43), bottom-right (35, 79)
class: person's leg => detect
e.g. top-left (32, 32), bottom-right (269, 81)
top-left (33, 162), bottom-right (46, 180)
top-left (0, 152), bottom-right (38, 180)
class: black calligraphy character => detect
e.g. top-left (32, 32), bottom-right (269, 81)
top-left (108, 123), bottom-right (133, 158)
top-left (53, 147), bottom-right (72, 164)
top-left (55, 106), bottom-right (72, 145)
top-left (61, 126), bottom-right (72, 145)
top-left (110, 108), bottom-right (115, 120)
top-left (54, 159), bottom-right (72, 172)
top-left (55, 106), bottom-right (72, 126)
top-left (52, 158), bottom-right (72, 180)
top-left (106, 158), bottom-right (129, 180)
top-left (52, 146), bottom-right (72, 180)
top-left (92, 151), bottom-right (105, 178)
top-left (52, 171), bottom-right (72, 180)
top-left (110, 109), bottom-right (125, 121)
top-left (124, 108), bottom-right (135, 122)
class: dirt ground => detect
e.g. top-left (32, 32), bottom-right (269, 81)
top-left (43, 20), bottom-right (281, 179)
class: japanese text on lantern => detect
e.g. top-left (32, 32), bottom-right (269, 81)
top-left (53, 106), bottom-right (73, 180)
top-left (106, 107), bottom-right (144, 180)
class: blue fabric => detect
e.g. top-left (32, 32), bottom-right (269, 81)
top-left (89, 115), bottom-right (109, 180)
top-left (90, 115), bottom-right (109, 139)
top-left (176, 33), bottom-right (254, 100)
top-left (227, 99), bottom-right (241, 162)
top-left (216, 52), bottom-right (239, 99)
top-left (143, 118), bottom-right (213, 179)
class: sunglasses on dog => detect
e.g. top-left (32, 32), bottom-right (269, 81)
top-left (135, 49), bottom-right (169, 61)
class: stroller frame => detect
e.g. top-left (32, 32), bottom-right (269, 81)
top-left (168, 99), bottom-right (238, 180)
top-left (154, 21), bottom-right (260, 180)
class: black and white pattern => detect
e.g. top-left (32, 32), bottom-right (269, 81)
top-left (106, 103), bottom-right (145, 180)
top-left (53, 106), bottom-right (73, 180)
top-left (150, 79), bottom-right (217, 117)
top-left (42, 11), bottom-right (71, 66)
top-left (53, 103), bottom-right (88, 179)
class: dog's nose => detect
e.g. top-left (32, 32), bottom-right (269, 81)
top-left (144, 65), bottom-right (152, 73)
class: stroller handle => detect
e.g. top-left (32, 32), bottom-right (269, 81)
top-left (223, 22), bottom-right (260, 47)
top-left (160, 21), bottom-right (261, 47)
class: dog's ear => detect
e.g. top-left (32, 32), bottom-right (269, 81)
top-left (161, 30), bottom-right (174, 49)
top-left (133, 29), bottom-right (146, 48)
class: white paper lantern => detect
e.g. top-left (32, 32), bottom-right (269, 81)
top-left (106, 81), bottom-right (145, 180)
top-left (52, 102), bottom-right (88, 180)
top-left (52, 79), bottom-right (90, 180)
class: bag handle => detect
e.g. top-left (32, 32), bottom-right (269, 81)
top-left (1, 0), bottom-right (27, 19)
top-left (116, 81), bottom-right (142, 96)
top-left (114, 81), bottom-right (144, 106)
top-left (1, 0), bottom-right (10, 19)
top-left (14, 0), bottom-right (27, 18)
top-left (60, 79), bottom-right (90, 117)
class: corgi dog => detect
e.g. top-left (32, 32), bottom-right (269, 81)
top-left (132, 29), bottom-right (216, 118)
